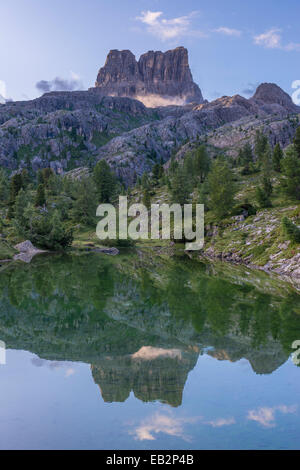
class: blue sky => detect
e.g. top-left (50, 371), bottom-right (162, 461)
top-left (1, 0), bottom-right (300, 102)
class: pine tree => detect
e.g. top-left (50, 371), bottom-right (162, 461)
top-left (37, 170), bottom-right (44, 186)
top-left (7, 173), bottom-right (23, 218)
top-left (21, 169), bottom-right (30, 188)
top-left (198, 180), bottom-right (210, 211)
top-left (72, 177), bottom-right (97, 225)
top-left (169, 157), bottom-right (179, 175)
top-left (294, 126), bottom-right (300, 159)
top-left (193, 145), bottom-right (210, 182)
top-left (35, 184), bottom-right (46, 207)
top-left (93, 160), bottom-right (116, 203)
top-left (280, 145), bottom-right (300, 200)
top-left (272, 143), bottom-right (283, 172)
top-left (41, 168), bottom-right (54, 187)
top-left (13, 188), bottom-right (32, 235)
top-left (152, 163), bottom-right (161, 185)
top-left (10, 173), bottom-right (23, 200)
top-left (142, 188), bottom-right (151, 210)
top-left (256, 176), bottom-right (273, 208)
top-left (240, 143), bottom-right (254, 175)
top-left (141, 172), bottom-right (150, 189)
top-left (170, 165), bottom-right (191, 205)
top-left (183, 152), bottom-right (195, 185)
top-left (261, 143), bottom-right (272, 172)
top-left (255, 131), bottom-right (269, 164)
top-left (0, 169), bottom-right (9, 203)
top-left (282, 217), bottom-right (300, 243)
top-left (207, 158), bottom-right (236, 218)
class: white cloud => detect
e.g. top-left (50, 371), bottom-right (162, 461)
top-left (0, 80), bottom-right (7, 103)
top-left (131, 412), bottom-right (200, 441)
top-left (254, 28), bottom-right (282, 49)
top-left (136, 10), bottom-right (205, 41)
top-left (285, 42), bottom-right (300, 52)
top-left (214, 27), bottom-right (242, 37)
top-left (247, 405), bottom-right (297, 428)
top-left (254, 29), bottom-right (300, 51)
top-left (0, 80), bottom-right (6, 98)
top-left (36, 71), bottom-right (83, 94)
top-left (247, 407), bottom-right (276, 428)
top-left (206, 417), bottom-right (236, 427)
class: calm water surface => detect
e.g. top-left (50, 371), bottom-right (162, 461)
top-left (0, 252), bottom-right (299, 450)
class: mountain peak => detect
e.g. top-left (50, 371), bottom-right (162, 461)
top-left (251, 82), bottom-right (299, 112)
top-left (93, 47), bottom-right (204, 107)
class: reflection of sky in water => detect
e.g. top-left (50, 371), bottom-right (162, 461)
top-left (0, 349), bottom-right (299, 450)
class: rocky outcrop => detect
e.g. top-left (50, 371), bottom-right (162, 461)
top-left (13, 240), bottom-right (46, 263)
top-left (0, 92), bottom-right (159, 172)
top-left (94, 47), bottom-right (204, 106)
top-left (251, 83), bottom-right (299, 113)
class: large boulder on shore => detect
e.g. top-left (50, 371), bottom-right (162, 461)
top-left (14, 240), bottom-right (46, 263)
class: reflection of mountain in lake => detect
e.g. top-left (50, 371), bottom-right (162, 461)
top-left (206, 338), bottom-right (286, 375)
top-left (0, 252), bottom-right (299, 406)
top-left (91, 346), bottom-right (199, 407)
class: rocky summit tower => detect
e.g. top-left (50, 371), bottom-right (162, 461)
top-left (93, 46), bottom-right (204, 106)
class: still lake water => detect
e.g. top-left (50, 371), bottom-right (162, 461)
top-left (0, 251), bottom-right (299, 450)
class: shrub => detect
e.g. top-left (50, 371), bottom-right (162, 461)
top-left (281, 217), bottom-right (300, 243)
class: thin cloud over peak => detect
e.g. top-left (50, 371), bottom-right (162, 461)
top-left (242, 81), bottom-right (259, 97)
top-left (36, 71), bottom-right (83, 94)
top-left (254, 28), bottom-right (300, 51)
top-left (136, 10), bottom-right (206, 41)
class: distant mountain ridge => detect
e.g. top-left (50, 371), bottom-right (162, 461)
top-left (0, 47), bottom-right (299, 180)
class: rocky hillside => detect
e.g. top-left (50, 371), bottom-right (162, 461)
top-left (0, 47), bottom-right (299, 183)
top-left (0, 91), bottom-right (160, 173)
top-left (97, 83), bottom-right (300, 183)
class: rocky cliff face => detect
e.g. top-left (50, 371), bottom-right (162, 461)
top-left (94, 47), bottom-right (204, 106)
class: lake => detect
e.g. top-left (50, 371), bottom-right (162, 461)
top-left (0, 251), bottom-right (299, 450)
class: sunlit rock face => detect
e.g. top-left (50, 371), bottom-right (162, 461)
top-left (94, 47), bottom-right (204, 106)
top-left (91, 346), bottom-right (199, 407)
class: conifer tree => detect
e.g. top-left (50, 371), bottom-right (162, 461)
top-left (207, 158), bottom-right (236, 218)
top-left (272, 143), bottom-right (283, 172)
top-left (256, 175), bottom-right (273, 208)
top-left (280, 145), bottom-right (300, 200)
top-left (193, 145), bottom-right (210, 183)
top-left (294, 126), bottom-right (300, 159)
top-left (7, 173), bottom-right (23, 218)
top-left (169, 165), bottom-right (191, 205)
top-left (35, 184), bottom-right (46, 207)
top-left (93, 160), bottom-right (116, 203)
top-left (142, 187), bottom-right (151, 210)
top-left (282, 217), bottom-right (300, 243)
